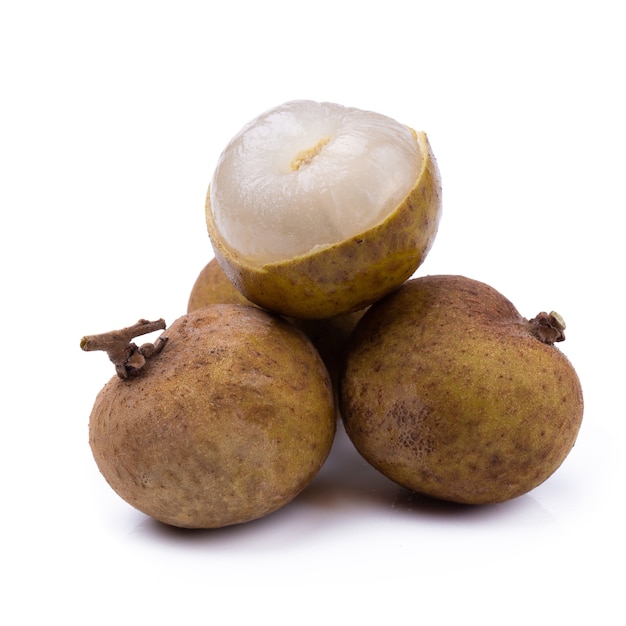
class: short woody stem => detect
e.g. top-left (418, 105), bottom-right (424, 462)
top-left (80, 318), bottom-right (167, 379)
top-left (528, 311), bottom-right (566, 345)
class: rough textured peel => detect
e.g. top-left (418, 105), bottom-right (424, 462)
top-left (89, 305), bottom-right (336, 528)
top-left (206, 130), bottom-right (441, 319)
top-left (187, 258), bottom-right (364, 412)
top-left (187, 257), bottom-right (253, 312)
top-left (340, 275), bottom-right (584, 505)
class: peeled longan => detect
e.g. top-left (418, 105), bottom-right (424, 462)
top-left (206, 100), bottom-right (442, 319)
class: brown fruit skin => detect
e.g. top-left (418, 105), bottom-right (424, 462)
top-left (187, 258), bottom-right (365, 404)
top-left (89, 305), bottom-right (336, 528)
top-left (187, 257), bottom-right (253, 312)
top-left (340, 275), bottom-right (584, 505)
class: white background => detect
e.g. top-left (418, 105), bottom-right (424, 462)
top-left (2, 1), bottom-right (624, 623)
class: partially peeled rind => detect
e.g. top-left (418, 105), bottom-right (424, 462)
top-left (206, 118), bottom-right (442, 319)
top-left (210, 100), bottom-right (423, 265)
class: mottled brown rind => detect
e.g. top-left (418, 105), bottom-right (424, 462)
top-left (340, 275), bottom-right (584, 505)
top-left (187, 258), bottom-right (365, 403)
top-left (187, 258), bottom-right (254, 312)
top-left (205, 130), bottom-right (442, 319)
top-left (89, 305), bottom-right (336, 528)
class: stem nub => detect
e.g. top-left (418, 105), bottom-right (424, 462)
top-left (528, 311), bottom-right (566, 345)
top-left (80, 318), bottom-right (168, 379)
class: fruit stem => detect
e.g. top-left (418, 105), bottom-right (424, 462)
top-left (528, 311), bottom-right (566, 345)
top-left (80, 318), bottom-right (168, 379)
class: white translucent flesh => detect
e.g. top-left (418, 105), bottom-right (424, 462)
top-left (210, 100), bottom-right (422, 265)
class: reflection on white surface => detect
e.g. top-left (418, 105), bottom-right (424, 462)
top-left (124, 421), bottom-right (559, 552)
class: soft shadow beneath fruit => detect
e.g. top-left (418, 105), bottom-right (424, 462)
top-left (297, 421), bottom-right (557, 524)
top-left (297, 423), bottom-right (477, 515)
top-left (298, 421), bottom-right (413, 508)
top-left (127, 423), bottom-right (556, 546)
top-left (129, 507), bottom-right (290, 543)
